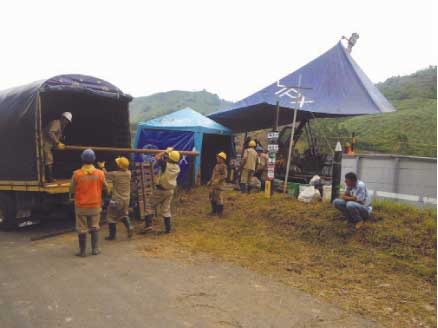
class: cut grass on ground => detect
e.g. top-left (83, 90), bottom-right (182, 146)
top-left (150, 188), bottom-right (437, 328)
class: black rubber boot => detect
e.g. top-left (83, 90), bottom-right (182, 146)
top-left (105, 223), bottom-right (116, 240)
top-left (75, 234), bottom-right (86, 257)
top-left (209, 201), bottom-right (217, 216)
top-left (216, 204), bottom-right (224, 217)
top-left (164, 217), bottom-right (171, 234)
top-left (141, 214), bottom-right (153, 233)
top-left (121, 217), bottom-right (134, 239)
top-left (45, 165), bottom-right (56, 183)
top-left (91, 230), bottom-right (101, 255)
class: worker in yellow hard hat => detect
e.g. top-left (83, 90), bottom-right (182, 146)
top-left (98, 156), bottom-right (133, 240)
top-left (239, 140), bottom-right (258, 193)
top-left (207, 152), bottom-right (228, 216)
top-left (344, 142), bottom-right (353, 155)
top-left (141, 147), bottom-right (181, 234)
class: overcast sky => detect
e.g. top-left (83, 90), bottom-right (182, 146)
top-left (1, 0), bottom-right (436, 101)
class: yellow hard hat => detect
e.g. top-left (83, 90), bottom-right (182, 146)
top-left (168, 150), bottom-right (180, 163)
top-left (217, 152), bottom-right (227, 160)
top-left (249, 140), bottom-right (256, 147)
top-left (115, 156), bottom-right (130, 170)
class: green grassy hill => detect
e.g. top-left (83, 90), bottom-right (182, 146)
top-left (313, 66), bottom-right (437, 157)
top-left (129, 67), bottom-right (436, 157)
top-left (129, 89), bottom-right (232, 124)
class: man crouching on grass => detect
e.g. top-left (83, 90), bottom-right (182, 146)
top-left (333, 172), bottom-right (372, 230)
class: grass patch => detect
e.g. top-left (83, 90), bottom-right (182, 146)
top-left (163, 188), bottom-right (437, 327)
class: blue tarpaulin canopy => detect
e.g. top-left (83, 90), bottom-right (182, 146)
top-left (134, 108), bottom-right (232, 185)
top-left (209, 42), bottom-right (395, 132)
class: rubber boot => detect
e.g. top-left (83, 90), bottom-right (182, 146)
top-left (121, 217), bottom-right (134, 239)
top-left (216, 204), bottom-right (224, 217)
top-left (91, 230), bottom-right (101, 255)
top-left (45, 165), bottom-right (56, 183)
top-left (75, 234), bottom-right (86, 257)
top-left (239, 183), bottom-right (247, 193)
top-left (164, 217), bottom-right (171, 234)
top-left (141, 214), bottom-right (153, 233)
top-left (105, 223), bottom-right (116, 240)
top-left (209, 201), bottom-right (217, 216)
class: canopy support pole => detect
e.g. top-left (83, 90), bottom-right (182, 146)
top-left (241, 131), bottom-right (248, 158)
top-left (283, 75), bottom-right (302, 193)
top-left (274, 101), bottom-right (280, 132)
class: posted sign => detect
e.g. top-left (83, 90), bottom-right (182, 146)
top-left (266, 131), bottom-right (279, 181)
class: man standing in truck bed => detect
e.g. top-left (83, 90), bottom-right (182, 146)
top-left (43, 112), bottom-right (72, 182)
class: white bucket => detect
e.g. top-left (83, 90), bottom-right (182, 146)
top-left (299, 184), bottom-right (311, 195)
top-left (322, 185), bottom-right (332, 202)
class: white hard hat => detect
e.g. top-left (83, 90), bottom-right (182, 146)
top-left (62, 112), bottom-right (72, 123)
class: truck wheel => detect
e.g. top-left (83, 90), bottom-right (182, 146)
top-left (0, 193), bottom-right (17, 230)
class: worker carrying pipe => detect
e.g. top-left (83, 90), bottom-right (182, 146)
top-left (141, 147), bottom-right (181, 234)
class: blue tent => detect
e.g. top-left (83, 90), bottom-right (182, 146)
top-left (134, 108), bottom-right (233, 185)
top-left (209, 42), bottom-right (395, 132)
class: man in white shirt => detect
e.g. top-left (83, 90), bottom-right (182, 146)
top-left (333, 172), bottom-right (372, 228)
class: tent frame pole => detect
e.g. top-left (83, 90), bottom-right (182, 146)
top-left (241, 131), bottom-right (248, 158)
top-left (283, 75), bottom-right (302, 193)
top-left (274, 101), bottom-right (280, 132)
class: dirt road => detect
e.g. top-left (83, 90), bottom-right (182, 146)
top-left (0, 221), bottom-right (379, 328)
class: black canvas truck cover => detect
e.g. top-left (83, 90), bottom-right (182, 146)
top-left (0, 74), bottom-right (132, 182)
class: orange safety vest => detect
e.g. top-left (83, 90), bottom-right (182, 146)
top-left (73, 168), bottom-right (105, 208)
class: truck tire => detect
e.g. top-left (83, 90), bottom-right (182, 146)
top-left (0, 192), bottom-right (17, 230)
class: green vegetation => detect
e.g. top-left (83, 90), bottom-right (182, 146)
top-left (129, 89), bottom-right (232, 124)
top-left (148, 188), bottom-right (436, 328)
top-left (313, 66), bottom-right (437, 157)
top-left (129, 89), bottom-right (232, 139)
top-left (129, 66), bottom-right (436, 157)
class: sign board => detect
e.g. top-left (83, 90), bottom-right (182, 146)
top-left (267, 169), bottom-right (275, 180)
top-left (267, 132), bottom-right (279, 140)
top-left (268, 144), bottom-right (279, 152)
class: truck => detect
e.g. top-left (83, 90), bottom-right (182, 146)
top-left (0, 74), bottom-right (132, 229)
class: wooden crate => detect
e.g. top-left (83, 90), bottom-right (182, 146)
top-left (132, 162), bottom-right (155, 218)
